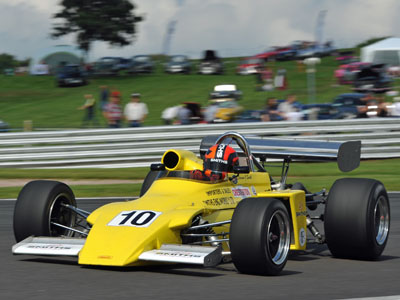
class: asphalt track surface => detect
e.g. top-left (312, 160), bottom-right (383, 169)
top-left (1, 194), bottom-right (400, 300)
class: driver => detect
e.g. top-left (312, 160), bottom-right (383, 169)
top-left (191, 143), bottom-right (239, 181)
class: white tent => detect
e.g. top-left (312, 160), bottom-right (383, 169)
top-left (29, 45), bottom-right (84, 75)
top-left (361, 37), bottom-right (400, 66)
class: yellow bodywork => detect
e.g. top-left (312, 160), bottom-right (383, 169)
top-left (78, 149), bottom-right (307, 266)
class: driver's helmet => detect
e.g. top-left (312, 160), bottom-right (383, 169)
top-left (203, 143), bottom-right (239, 179)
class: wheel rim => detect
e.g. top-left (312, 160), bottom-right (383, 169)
top-left (48, 193), bottom-right (75, 237)
top-left (374, 195), bottom-right (390, 246)
top-left (266, 210), bottom-right (291, 265)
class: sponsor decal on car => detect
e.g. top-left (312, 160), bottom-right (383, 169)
top-left (231, 187), bottom-right (251, 198)
top-left (299, 228), bottom-right (306, 246)
top-left (205, 188), bottom-right (231, 196)
top-left (203, 196), bottom-right (236, 206)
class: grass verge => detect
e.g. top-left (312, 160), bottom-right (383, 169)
top-left (0, 158), bottom-right (398, 198)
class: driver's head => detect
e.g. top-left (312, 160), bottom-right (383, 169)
top-left (203, 143), bottom-right (239, 174)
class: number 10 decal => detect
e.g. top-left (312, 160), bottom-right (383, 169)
top-left (108, 210), bottom-right (162, 227)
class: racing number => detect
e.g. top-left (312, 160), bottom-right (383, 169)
top-left (108, 210), bottom-right (162, 227)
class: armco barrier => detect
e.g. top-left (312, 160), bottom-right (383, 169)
top-left (0, 118), bottom-right (399, 168)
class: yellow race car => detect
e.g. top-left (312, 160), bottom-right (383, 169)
top-left (12, 132), bottom-right (390, 275)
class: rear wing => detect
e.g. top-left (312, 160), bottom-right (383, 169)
top-left (200, 135), bottom-right (361, 172)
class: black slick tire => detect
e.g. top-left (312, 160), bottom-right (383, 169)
top-left (230, 197), bottom-right (291, 275)
top-left (13, 180), bottom-right (76, 242)
top-left (324, 178), bottom-right (390, 260)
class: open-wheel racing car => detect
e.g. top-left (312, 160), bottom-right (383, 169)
top-left (12, 132), bottom-right (390, 275)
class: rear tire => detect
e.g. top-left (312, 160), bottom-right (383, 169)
top-left (230, 198), bottom-right (291, 275)
top-left (13, 180), bottom-right (76, 242)
top-left (324, 178), bottom-right (390, 260)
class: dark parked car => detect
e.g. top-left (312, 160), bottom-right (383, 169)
top-left (332, 93), bottom-right (372, 118)
top-left (128, 55), bottom-right (154, 74)
top-left (353, 64), bottom-right (393, 94)
top-left (56, 64), bottom-right (88, 87)
top-left (198, 50), bottom-right (224, 75)
top-left (92, 57), bottom-right (128, 76)
top-left (165, 55), bottom-right (191, 74)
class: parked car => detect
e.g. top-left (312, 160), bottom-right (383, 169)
top-left (56, 64), bottom-right (88, 87)
top-left (198, 50), bottom-right (224, 75)
top-left (255, 46), bottom-right (290, 61)
top-left (353, 64), bottom-right (393, 94)
top-left (332, 93), bottom-right (373, 118)
top-left (128, 55), bottom-right (155, 74)
top-left (236, 57), bottom-right (264, 75)
top-left (165, 55), bottom-right (191, 74)
top-left (92, 57), bottom-right (124, 76)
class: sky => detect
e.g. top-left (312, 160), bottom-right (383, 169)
top-left (1, 0), bottom-right (400, 61)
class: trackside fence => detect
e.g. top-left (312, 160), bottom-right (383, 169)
top-left (0, 118), bottom-right (399, 168)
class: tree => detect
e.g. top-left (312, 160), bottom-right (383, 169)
top-left (51, 0), bottom-right (143, 55)
top-left (0, 53), bottom-right (17, 72)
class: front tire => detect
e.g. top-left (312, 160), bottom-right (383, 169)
top-left (13, 180), bottom-right (76, 242)
top-left (324, 178), bottom-right (390, 260)
top-left (230, 198), bottom-right (291, 275)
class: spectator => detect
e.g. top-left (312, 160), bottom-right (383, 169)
top-left (255, 66), bottom-right (274, 91)
top-left (103, 91), bottom-right (123, 128)
top-left (376, 96), bottom-right (389, 117)
top-left (124, 93), bottom-right (148, 127)
top-left (278, 94), bottom-right (303, 121)
top-left (390, 97), bottom-right (400, 116)
top-left (161, 105), bottom-right (181, 125)
top-left (358, 94), bottom-right (376, 118)
top-left (99, 85), bottom-right (109, 111)
top-left (277, 94), bottom-right (297, 120)
top-left (261, 97), bottom-right (284, 121)
top-left (177, 104), bottom-right (192, 125)
top-left (204, 102), bottom-right (218, 123)
top-left (255, 66), bottom-right (265, 91)
top-left (274, 68), bottom-right (287, 90)
top-left (77, 94), bottom-right (98, 128)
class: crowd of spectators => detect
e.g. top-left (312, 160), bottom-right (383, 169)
top-left (78, 86), bottom-right (148, 128)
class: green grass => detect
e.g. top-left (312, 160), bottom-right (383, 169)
top-left (0, 167), bottom-right (149, 180)
top-left (0, 55), bottom-right (383, 130)
top-left (0, 184), bottom-right (142, 199)
top-left (0, 158), bottom-right (398, 198)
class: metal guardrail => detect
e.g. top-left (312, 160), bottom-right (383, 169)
top-left (0, 118), bottom-right (399, 168)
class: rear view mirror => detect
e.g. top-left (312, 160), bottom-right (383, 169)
top-left (150, 163), bottom-right (165, 171)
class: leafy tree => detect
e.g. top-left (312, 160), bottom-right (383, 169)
top-left (0, 53), bottom-right (17, 71)
top-left (51, 0), bottom-right (143, 55)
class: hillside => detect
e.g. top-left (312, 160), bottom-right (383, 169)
top-left (0, 56), bottom-right (389, 130)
